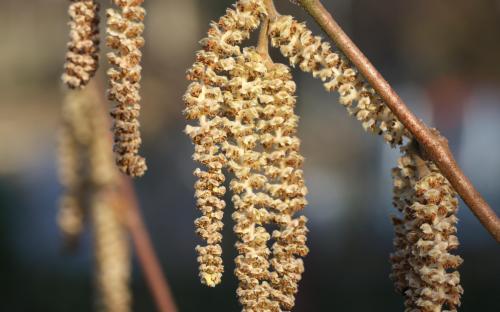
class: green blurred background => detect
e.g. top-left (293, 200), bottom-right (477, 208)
top-left (0, 0), bottom-right (499, 311)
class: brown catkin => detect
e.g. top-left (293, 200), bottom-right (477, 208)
top-left (106, 0), bottom-right (147, 177)
top-left (391, 144), bottom-right (463, 312)
top-left (269, 15), bottom-right (407, 147)
top-left (62, 0), bottom-right (100, 89)
top-left (184, 0), bottom-right (266, 287)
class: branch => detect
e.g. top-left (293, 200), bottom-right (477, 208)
top-left (296, 0), bottom-right (500, 242)
top-left (93, 79), bottom-right (178, 312)
top-left (121, 178), bottom-right (178, 312)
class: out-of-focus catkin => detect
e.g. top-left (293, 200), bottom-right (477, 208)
top-left (184, 0), bottom-right (266, 287)
top-left (391, 144), bottom-right (463, 312)
top-left (268, 15), bottom-right (407, 147)
top-left (62, 0), bottom-right (100, 89)
top-left (58, 82), bottom-right (131, 311)
top-left (106, 0), bottom-right (147, 177)
top-left (92, 193), bottom-right (131, 312)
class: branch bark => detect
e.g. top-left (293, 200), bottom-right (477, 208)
top-left (121, 178), bottom-right (178, 312)
top-left (296, 0), bottom-right (500, 242)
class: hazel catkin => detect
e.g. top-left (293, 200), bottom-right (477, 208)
top-left (268, 15), bottom-right (407, 147)
top-left (184, 0), bottom-right (266, 288)
top-left (106, 0), bottom-right (147, 177)
top-left (62, 0), bottom-right (100, 89)
top-left (390, 144), bottom-right (463, 312)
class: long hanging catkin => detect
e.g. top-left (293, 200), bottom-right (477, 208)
top-left (62, 0), bottom-right (100, 89)
top-left (57, 89), bottom-right (94, 249)
top-left (391, 143), bottom-right (463, 312)
top-left (224, 47), bottom-right (279, 311)
top-left (184, 0), bottom-right (266, 287)
top-left (92, 192), bottom-right (131, 312)
top-left (268, 15), bottom-right (407, 147)
top-left (259, 59), bottom-right (309, 311)
top-left (106, 0), bottom-right (147, 177)
top-left (58, 82), bottom-right (132, 310)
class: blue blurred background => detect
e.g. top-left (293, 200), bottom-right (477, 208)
top-left (0, 0), bottom-right (499, 311)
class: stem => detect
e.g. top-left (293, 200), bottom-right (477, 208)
top-left (297, 0), bottom-right (500, 241)
top-left (121, 178), bottom-right (178, 312)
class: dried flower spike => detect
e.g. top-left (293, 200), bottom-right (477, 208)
top-left (62, 0), bottom-right (100, 89)
top-left (106, 0), bottom-right (147, 177)
top-left (268, 15), bottom-right (407, 147)
top-left (184, 0), bottom-right (266, 287)
top-left (391, 144), bottom-right (463, 312)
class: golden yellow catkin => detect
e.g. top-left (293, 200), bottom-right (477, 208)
top-left (391, 144), bottom-right (463, 312)
top-left (224, 47), bottom-right (279, 311)
top-left (268, 15), bottom-right (407, 147)
top-left (184, 0), bottom-right (266, 287)
top-left (92, 192), bottom-right (131, 312)
top-left (62, 0), bottom-right (100, 89)
top-left (259, 60), bottom-right (309, 311)
top-left (106, 0), bottom-right (147, 177)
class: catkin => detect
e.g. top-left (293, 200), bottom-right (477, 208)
top-left (258, 58), bottom-right (309, 311)
top-left (92, 192), bottom-right (131, 312)
top-left (224, 47), bottom-right (278, 311)
top-left (62, 0), bottom-right (100, 89)
top-left (391, 144), bottom-right (463, 312)
top-left (57, 87), bottom-right (96, 248)
top-left (58, 82), bottom-right (131, 310)
top-left (184, 0), bottom-right (266, 287)
top-left (106, 0), bottom-right (147, 177)
top-left (269, 15), bottom-right (407, 147)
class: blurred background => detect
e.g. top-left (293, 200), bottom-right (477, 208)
top-left (0, 0), bottom-right (499, 311)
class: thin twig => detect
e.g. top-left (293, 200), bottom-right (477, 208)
top-left (121, 178), bottom-right (178, 312)
top-left (93, 79), bottom-right (178, 311)
top-left (296, 0), bottom-right (500, 241)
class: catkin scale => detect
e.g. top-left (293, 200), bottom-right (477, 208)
top-left (62, 0), bottom-right (100, 89)
top-left (107, 0), bottom-right (147, 177)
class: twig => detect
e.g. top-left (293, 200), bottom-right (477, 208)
top-left (121, 178), bottom-right (178, 312)
top-left (295, 0), bottom-right (500, 241)
top-left (93, 79), bottom-right (178, 311)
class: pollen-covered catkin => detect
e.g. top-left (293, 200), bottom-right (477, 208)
top-left (106, 0), bottom-right (147, 177)
top-left (62, 0), bottom-right (100, 89)
top-left (391, 145), bottom-right (463, 312)
top-left (92, 193), bottom-right (131, 312)
top-left (258, 60), bottom-right (309, 311)
top-left (184, 0), bottom-right (266, 287)
top-left (223, 47), bottom-right (278, 311)
top-left (268, 15), bottom-right (406, 147)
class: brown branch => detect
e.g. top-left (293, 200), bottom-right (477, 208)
top-left (296, 0), bottom-right (500, 242)
top-left (92, 79), bottom-right (178, 311)
top-left (121, 177), bottom-right (178, 312)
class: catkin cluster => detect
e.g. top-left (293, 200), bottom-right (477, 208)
top-left (58, 82), bottom-right (131, 311)
top-left (269, 15), bottom-right (407, 147)
top-left (184, 1), bottom-right (309, 311)
top-left (184, 0), bottom-right (266, 288)
top-left (106, 0), bottom-right (147, 177)
top-left (391, 145), bottom-right (463, 312)
top-left (62, 0), bottom-right (100, 89)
